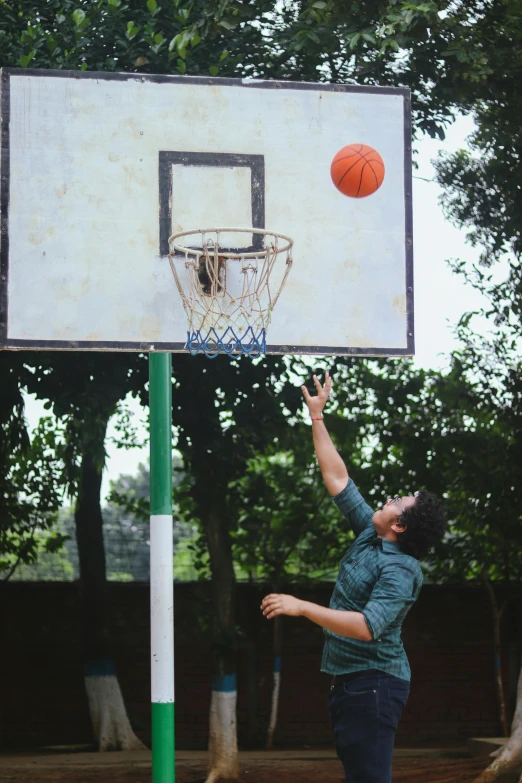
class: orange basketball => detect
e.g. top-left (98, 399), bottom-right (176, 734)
top-left (330, 143), bottom-right (385, 198)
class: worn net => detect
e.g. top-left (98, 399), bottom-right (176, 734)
top-left (168, 228), bottom-right (293, 358)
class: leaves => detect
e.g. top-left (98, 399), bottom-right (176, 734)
top-left (126, 21), bottom-right (140, 41)
top-left (0, 0), bottom-right (242, 75)
top-left (230, 448), bottom-right (352, 582)
top-left (72, 9), bottom-right (86, 27)
top-left (18, 50), bottom-right (36, 67)
top-left (218, 20), bottom-right (236, 31)
top-left (0, 373), bottom-right (66, 579)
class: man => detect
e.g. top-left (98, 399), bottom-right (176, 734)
top-left (261, 372), bottom-right (446, 783)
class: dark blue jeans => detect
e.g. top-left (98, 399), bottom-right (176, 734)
top-left (327, 670), bottom-right (410, 783)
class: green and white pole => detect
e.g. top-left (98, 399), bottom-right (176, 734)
top-left (149, 352), bottom-right (175, 783)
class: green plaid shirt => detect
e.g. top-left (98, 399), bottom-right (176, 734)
top-left (321, 479), bottom-right (422, 681)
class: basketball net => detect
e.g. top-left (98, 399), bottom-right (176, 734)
top-left (168, 228), bottom-right (293, 358)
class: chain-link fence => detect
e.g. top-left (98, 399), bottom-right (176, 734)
top-left (8, 512), bottom-right (201, 583)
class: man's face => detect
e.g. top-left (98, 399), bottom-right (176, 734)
top-left (372, 495), bottom-right (417, 538)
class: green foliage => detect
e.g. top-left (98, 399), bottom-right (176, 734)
top-left (107, 460), bottom-right (201, 580)
top-left (9, 459), bottom-right (201, 582)
top-left (0, 351), bottom-right (149, 579)
top-left (20, 352), bottom-right (148, 495)
top-left (5, 527), bottom-right (73, 581)
top-left (161, 354), bottom-right (303, 494)
top-left (425, 1), bottom-right (522, 591)
top-left (0, 0), bottom-right (256, 75)
top-left (103, 462), bottom-right (153, 580)
top-left (0, 353), bottom-right (66, 578)
top-left (325, 356), bottom-right (522, 585)
top-left (433, 0), bottom-right (522, 355)
top-left (230, 448), bottom-right (352, 584)
top-left (0, 0), bottom-right (506, 140)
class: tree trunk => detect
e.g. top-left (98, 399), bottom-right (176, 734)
top-left (197, 491), bottom-right (239, 783)
top-left (245, 583), bottom-right (260, 748)
top-left (75, 433), bottom-right (145, 752)
top-left (266, 585), bottom-right (282, 750)
top-left (472, 663), bottom-right (522, 783)
top-left (482, 574), bottom-right (509, 736)
top-left (207, 685), bottom-right (239, 783)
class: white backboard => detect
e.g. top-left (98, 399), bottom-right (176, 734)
top-left (0, 69), bottom-right (413, 355)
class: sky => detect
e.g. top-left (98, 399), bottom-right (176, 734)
top-left (23, 113), bottom-right (484, 499)
top-left (411, 114), bottom-right (483, 368)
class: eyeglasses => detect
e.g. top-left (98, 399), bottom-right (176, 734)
top-left (387, 496), bottom-right (406, 516)
top-left (386, 491), bottom-right (420, 518)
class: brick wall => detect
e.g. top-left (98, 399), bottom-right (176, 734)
top-left (0, 582), bottom-right (513, 750)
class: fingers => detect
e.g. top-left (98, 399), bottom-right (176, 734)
top-left (324, 371), bottom-right (332, 396)
top-left (261, 594), bottom-right (281, 620)
top-left (261, 593), bottom-right (277, 610)
top-left (302, 372), bottom-right (332, 400)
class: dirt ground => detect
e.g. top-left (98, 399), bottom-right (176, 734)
top-left (0, 751), bottom-right (498, 783)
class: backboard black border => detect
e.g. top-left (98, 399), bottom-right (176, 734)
top-left (0, 67), bottom-right (414, 356)
top-left (159, 151), bottom-right (265, 256)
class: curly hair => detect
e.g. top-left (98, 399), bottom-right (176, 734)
top-left (398, 491), bottom-right (446, 560)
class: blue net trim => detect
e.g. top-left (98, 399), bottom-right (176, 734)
top-left (186, 327), bottom-right (267, 358)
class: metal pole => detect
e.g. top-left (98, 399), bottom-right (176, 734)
top-left (149, 352), bottom-right (175, 783)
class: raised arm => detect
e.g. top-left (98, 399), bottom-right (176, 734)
top-left (302, 372), bottom-right (349, 497)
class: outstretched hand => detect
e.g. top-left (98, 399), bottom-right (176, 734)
top-left (261, 593), bottom-right (303, 620)
top-left (301, 371), bottom-right (332, 418)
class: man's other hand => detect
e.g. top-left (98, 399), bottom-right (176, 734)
top-left (261, 593), bottom-right (303, 619)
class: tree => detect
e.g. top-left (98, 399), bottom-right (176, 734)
top-left (329, 356), bottom-right (522, 782)
top-left (0, 355), bottom-right (65, 580)
top-left (21, 352), bottom-right (149, 751)
top-left (400, 363), bottom-right (522, 782)
top-left (0, 0), bottom-right (502, 139)
top-left (0, 0), bottom-right (252, 76)
top-left (429, 3), bottom-right (522, 779)
top-left (230, 443), bottom-right (352, 748)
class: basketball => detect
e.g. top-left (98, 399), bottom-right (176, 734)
top-left (330, 143), bottom-right (385, 198)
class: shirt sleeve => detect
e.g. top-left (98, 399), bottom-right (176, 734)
top-left (332, 479), bottom-right (374, 537)
top-left (362, 563), bottom-right (421, 640)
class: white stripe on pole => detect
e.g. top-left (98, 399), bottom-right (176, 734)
top-left (150, 514), bottom-right (175, 704)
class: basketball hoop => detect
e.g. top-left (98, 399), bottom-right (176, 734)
top-left (167, 228), bottom-right (293, 358)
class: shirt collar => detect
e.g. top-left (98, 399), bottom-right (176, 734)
top-left (373, 535), bottom-right (403, 553)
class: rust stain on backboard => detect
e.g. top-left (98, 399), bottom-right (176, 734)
top-left (392, 293), bottom-right (407, 316)
top-left (28, 225), bottom-right (56, 246)
top-left (140, 315), bottom-right (162, 340)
